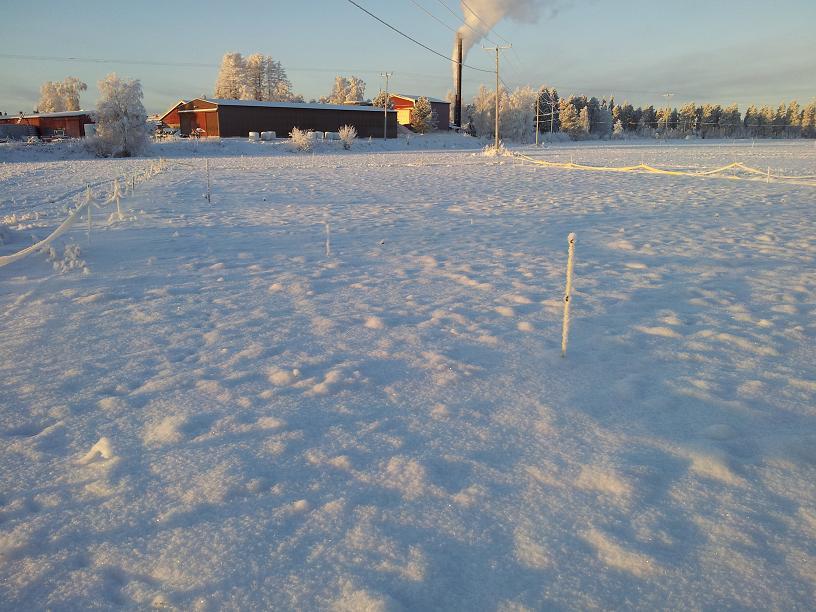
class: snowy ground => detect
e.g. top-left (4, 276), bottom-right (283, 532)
top-left (1, 136), bottom-right (815, 610)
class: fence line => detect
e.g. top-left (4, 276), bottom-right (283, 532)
top-left (513, 153), bottom-right (816, 186)
top-left (0, 158), bottom-right (167, 269)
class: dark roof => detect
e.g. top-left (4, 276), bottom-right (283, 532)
top-left (200, 98), bottom-right (393, 113)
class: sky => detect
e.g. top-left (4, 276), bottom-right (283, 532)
top-left (0, 0), bottom-right (814, 115)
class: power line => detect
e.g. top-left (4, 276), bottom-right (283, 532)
top-left (344, 0), bottom-right (493, 73)
top-left (407, 0), bottom-right (458, 34)
top-left (0, 53), bottom-right (462, 84)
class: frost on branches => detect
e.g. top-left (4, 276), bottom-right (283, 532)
top-left (289, 127), bottom-right (314, 152)
top-left (372, 91), bottom-right (394, 110)
top-left (92, 74), bottom-right (149, 158)
top-left (339, 125), bottom-right (357, 149)
top-left (214, 52), bottom-right (300, 102)
top-left (321, 76), bottom-right (366, 105)
top-left (466, 85), bottom-right (537, 143)
top-left (38, 77), bottom-right (87, 113)
top-left (410, 96), bottom-right (437, 134)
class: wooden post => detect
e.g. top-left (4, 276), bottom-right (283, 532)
top-left (561, 233), bottom-right (576, 357)
top-left (206, 158), bottom-right (211, 203)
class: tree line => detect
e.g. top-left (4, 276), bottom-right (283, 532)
top-left (525, 87), bottom-right (816, 140)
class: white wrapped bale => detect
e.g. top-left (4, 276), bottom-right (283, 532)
top-left (261, 131), bottom-right (276, 141)
top-left (325, 132), bottom-right (341, 141)
top-left (248, 131), bottom-right (260, 141)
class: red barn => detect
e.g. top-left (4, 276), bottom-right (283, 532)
top-left (158, 100), bottom-right (186, 130)
top-left (0, 111), bottom-right (95, 139)
top-left (389, 94), bottom-right (450, 131)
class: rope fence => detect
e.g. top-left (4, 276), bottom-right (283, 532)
top-left (0, 158), bottom-right (167, 269)
top-left (513, 153), bottom-right (816, 187)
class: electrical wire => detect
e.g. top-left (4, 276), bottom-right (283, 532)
top-left (344, 0), bottom-right (492, 74)
top-left (433, 0), bottom-right (499, 46)
top-left (407, 0), bottom-right (459, 34)
top-left (344, 0), bottom-right (493, 73)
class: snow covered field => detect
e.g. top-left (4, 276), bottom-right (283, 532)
top-left (1, 136), bottom-right (815, 610)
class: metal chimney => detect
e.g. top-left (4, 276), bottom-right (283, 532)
top-left (454, 34), bottom-right (463, 128)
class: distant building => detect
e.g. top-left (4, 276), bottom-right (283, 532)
top-left (177, 98), bottom-right (397, 138)
top-left (389, 94), bottom-right (450, 131)
top-left (0, 111), bottom-right (95, 139)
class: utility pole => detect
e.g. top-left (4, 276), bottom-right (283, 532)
top-left (483, 45), bottom-right (511, 151)
top-left (662, 92), bottom-right (675, 138)
top-left (381, 72), bottom-right (393, 141)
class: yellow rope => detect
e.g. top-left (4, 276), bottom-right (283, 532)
top-left (514, 154), bottom-right (816, 186)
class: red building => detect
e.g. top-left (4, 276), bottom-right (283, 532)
top-left (0, 111), bottom-right (95, 139)
top-left (389, 94), bottom-right (450, 131)
top-left (157, 100), bottom-right (186, 130)
top-left (177, 98), bottom-right (397, 139)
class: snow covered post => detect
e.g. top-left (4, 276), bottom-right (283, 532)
top-left (325, 221), bottom-right (331, 257)
top-left (86, 185), bottom-right (92, 243)
top-left (206, 158), bottom-right (211, 203)
top-left (112, 178), bottom-right (123, 219)
top-left (561, 233), bottom-right (576, 358)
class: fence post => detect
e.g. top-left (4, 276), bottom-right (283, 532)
top-left (561, 233), bottom-right (576, 358)
top-left (206, 158), bottom-right (211, 203)
top-left (86, 185), bottom-right (92, 243)
top-left (113, 178), bottom-right (123, 219)
top-left (325, 221), bottom-right (331, 257)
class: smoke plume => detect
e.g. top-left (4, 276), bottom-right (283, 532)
top-left (452, 1), bottom-right (561, 80)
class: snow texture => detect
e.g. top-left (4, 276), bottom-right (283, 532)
top-left (1, 135), bottom-right (815, 610)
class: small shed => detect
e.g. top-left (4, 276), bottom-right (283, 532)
top-left (389, 94), bottom-right (450, 131)
top-left (177, 98), bottom-right (397, 139)
top-left (0, 111), bottom-right (95, 139)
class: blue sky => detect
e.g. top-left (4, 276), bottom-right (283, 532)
top-left (1, 0), bottom-right (814, 115)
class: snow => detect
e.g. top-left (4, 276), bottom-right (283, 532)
top-left (1, 135), bottom-right (815, 609)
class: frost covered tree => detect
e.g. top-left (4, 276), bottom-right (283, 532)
top-left (411, 96), bottom-right (436, 133)
top-left (60, 77), bottom-right (87, 111)
top-left (537, 87), bottom-right (559, 133)
top-left (92, 73), bottom-right (149, 157)
top-left (321, 76), bottom-right (366, 104)
top-left (468, 85), bottom-right (499, 139)
top-left (578, 106), bottom-right (591, 138)
top-left (678, 103), bottom-right (698, 136)
top-left (503, 86), bottom-right (537, 143)
top-left (38, 77), bottom-right (87, 112)
top-left (214, 52), bottom-right (247, 99)
top-left (372, 90), bottom-right (394, 109)
top-left (719, 104), bottom-right (741, 138)
top-left (38, 81), bottom-right (64, 113)
top-left (244, 53), bottom-right (266, 101)
top-left (214, 52), bottom-right (300, 102)
top-left (558, 98), bottom-right (581, 139)
top-left (264, 57), bottom-right (298, 102)
top-left (802, 101), bottom-right (816, 138)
